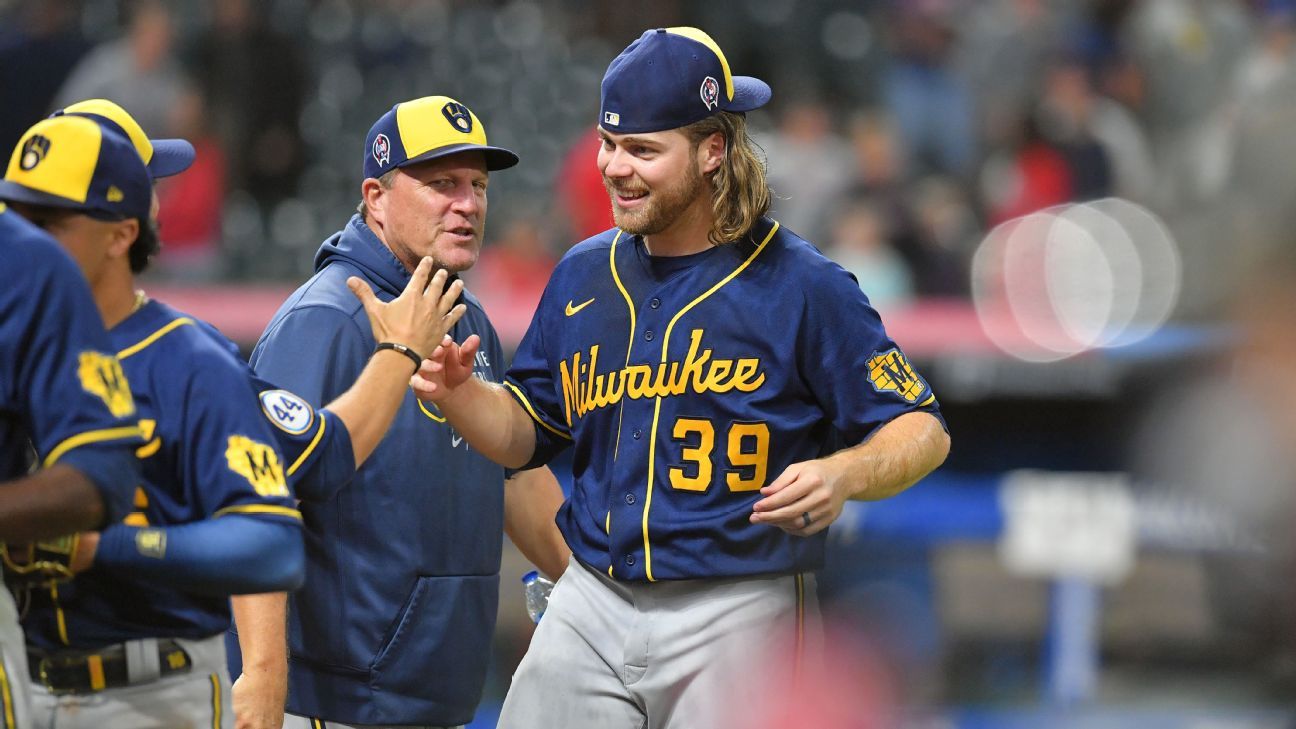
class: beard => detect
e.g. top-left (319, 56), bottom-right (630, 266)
top-left (605, 162), bottom-right (706, 237)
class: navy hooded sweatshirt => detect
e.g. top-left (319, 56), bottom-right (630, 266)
top-left (227, 215), bottom-right (507, 725)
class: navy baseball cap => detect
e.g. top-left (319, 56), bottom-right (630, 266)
top-left (364, 95), bottom-right (520, 180)
top-left (52, 99), bottom-right (195, 179)
top-left (600, 27), bottom-right (772, 134)
top-left (0, 115), bottom-right (152, 221)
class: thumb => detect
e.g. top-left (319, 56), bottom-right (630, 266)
top-left (459, 334), bottom-right (482, 366)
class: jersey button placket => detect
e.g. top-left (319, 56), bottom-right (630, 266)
top-left (624, 492), bottom-right (636, 505)
top-left (644, 330), bottom-right (654, 342)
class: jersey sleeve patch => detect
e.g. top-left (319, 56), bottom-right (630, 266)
top-left (135, 529), bottom-right (167, 558)
top-left (258, 389), bottom-right (315, 435)
top-left (865, 348), bottom-right (929, 403)
top-left (77, 350), bottom-right (136, 417)
top-left (224, 435), bottom-right (289, 497)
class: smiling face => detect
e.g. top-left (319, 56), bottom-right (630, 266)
top-left (364, 150), bottom-right (489, 273)
top-left (597, 127), bottom-right (713, 238)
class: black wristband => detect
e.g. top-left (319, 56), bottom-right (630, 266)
top-left (374, 342), bottom-right (424, 372)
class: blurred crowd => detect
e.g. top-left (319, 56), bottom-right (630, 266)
top-left (4, 0), bottom-right (1296, 329)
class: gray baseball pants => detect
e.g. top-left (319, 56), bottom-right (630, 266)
top-left (497, 556), bottom-right (820, 729)
top-left (28, 634), bottom-right (232, 729)
top-left (0, 588), bottom-right (33, 729)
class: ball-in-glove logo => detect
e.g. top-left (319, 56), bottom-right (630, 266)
top-left (866, 348), bottom-right (929, 403)
top-left (77, 351), bottom-right (136, 417)
top-left (442, 102), bottom-right (473, 133)
top-left (225, 434), bottom-right (289, 497)
top-left (700, 76), bottom-right (720, 111)
top-left (372, 133), bottom-right (391, 168)
top-left (20, 134), bottom-right (51, 171)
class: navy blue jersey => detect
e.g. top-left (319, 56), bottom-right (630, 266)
top-left (0, 206), bottom-right (140, 517)
top-left (23, 299), bottom-right (302, 649)
top-left (506, 219), bottom-right (942, 582)
top-left (247, 380), bottom-right (354, 502)
top-left (187, 316), bottom-right (356, 501)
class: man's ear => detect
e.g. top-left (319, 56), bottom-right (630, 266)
top-left (698, 132), bottom-right (725, 175)
top-left (362, 177), bottom-right (388, 226)
top-left (108, 218), bottom-right (139, 259)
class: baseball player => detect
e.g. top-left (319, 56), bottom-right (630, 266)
top-left (0, 204), bottom-right (143, 729)
top-left (52, 98), bottom-right (455, 498)
top-left (413, 27), bottom-right (951, 729)
top-left (0, 112), bottom-right (467, 728)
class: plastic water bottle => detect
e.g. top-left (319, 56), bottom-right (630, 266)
top-left (522, 570), bottom-right (554, 623)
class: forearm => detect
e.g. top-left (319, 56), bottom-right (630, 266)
top-left (324, 348), bottom-right (418, 466)
top-left (504, 468), bottom-right (570, 580)
top-left (95, 516), bottom-right (305, 595)
top-left (232, 592), bottom-right (288, 676)
top-left (231, 592), bottom-right (289, 729)
top-left (0, 465), bottom-right (106, 541)
top-left (827, 411), bottom-right (950, 501)
top-left (439, 377), bottom-right (538, 469)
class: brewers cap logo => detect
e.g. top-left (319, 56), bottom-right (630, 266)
top-left (259, 389), bottom-right (314, 435)
top-left (20, 134), bottom-right (51, 171)
top-left (372, 133), bottom-right (391, 168)
top-left (442, 102), bottom-right (473, 133)
top-left (865, 348), bottom-right (929, 403)
top-left (700, 76), bottom-right (720, 111)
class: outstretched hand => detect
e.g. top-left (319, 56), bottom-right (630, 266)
top-left (410, 333), bottom-right (482, 403)
top-left (347, 257), bottom-right (466, 360)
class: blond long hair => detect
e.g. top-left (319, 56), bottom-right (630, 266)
top-left (684, 111), bottom-right (771, 245)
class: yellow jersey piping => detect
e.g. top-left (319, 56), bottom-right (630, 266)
top-left (505, 382), bottom-right (572, 439)
top-left (640, 221), bottom-right (780, 581)
top-left (117, 317), bottom-right (195, 360)
top-left (43, 425), bottom-right (143, 467)
top-left (287, 416), bottom-right (326, 476)
top-left (213, 504), bottom-right (303, 520)
top-left (608, 231), bottom-right (634, 460)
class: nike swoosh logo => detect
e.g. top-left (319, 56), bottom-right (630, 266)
top-left (452, 435), bottom-right (463, 447)
top-left (565, 298), bottom-right (595, 316)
